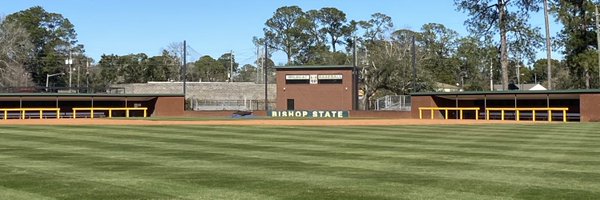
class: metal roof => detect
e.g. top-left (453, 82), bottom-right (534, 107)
top-left (411, 89), bottom-right (600, 96)
top-left (274, 65), bottom-right (354, 70)
top-left (0, 93), bottom-right (183, 97)
top-left (0, 93), bottom-right (184, 102)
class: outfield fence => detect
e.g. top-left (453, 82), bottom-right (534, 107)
top-left (190, 99), bottom-right (276, 111)
top-left (373, 95), bottom-right (411, 111)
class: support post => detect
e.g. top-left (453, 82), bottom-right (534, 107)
top-left (264, 42), bottom-right (269, 111)
top-left (183, 40), bottom-right (187, 100)
top-left (431, 109), bottom-right (434, 119)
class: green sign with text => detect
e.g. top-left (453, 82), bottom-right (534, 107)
top-left (268, 110), bottom-right (350, 118)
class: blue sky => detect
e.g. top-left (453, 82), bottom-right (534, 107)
top-left (1, 0), bottom-right (560, 66)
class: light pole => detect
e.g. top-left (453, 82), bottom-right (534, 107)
top-left (516, 64), bottom-right (521, 89)
top-left (65, 51), bottom-right (73, 92)
top-left (46, 72), bottom-right (65, 92)
top-left (543, 0), bottom-right (552, 90)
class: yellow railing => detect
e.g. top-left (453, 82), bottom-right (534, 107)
top-left (485, 107), bottom-right (569, 122)
top-left (0, 108), bottom-right (61, 120)
top-left (419, 107), bottom-right (481, 120)
top-left (72, 107), bottom-right (148, 119)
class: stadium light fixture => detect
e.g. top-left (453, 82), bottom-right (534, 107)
top-left (46, 72), bottom-right (65, 92)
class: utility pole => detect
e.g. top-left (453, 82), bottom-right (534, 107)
top-left (264, 42), bottom-right (269, 111)
top-left (65, 50), bottom-right (73, 92)
top-left (517, 64), bottom-right (521, 89)
top-left (490, 61), bottom-right (494, 91)
top-left (77, 56), bottom-right (80, 91)
top-left (230, 50), bottom-right (234, 82)
top-left (411, 35), bottom-right (417, 93)
top-left (543, 0), bottom-right (553, 90)
top-left (86, 58), bottom-right (90, 91)
top-left (352, 36), bottom-right (358, 110)
top-left (256, 46), bottom-right (260, 84)
top-left (183, 40), bottom-right (187, 99)
top-left (596, 5), bottom-right (600, 88)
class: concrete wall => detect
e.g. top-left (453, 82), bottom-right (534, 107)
top-left (114, 82), bottom-right (277, 101)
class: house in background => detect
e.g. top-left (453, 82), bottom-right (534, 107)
top-left (493, 83), bottom-right (547, 91)
top-left (434, 82), bottom-right (460, 92)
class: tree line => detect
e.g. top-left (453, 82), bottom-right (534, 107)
top-left (1, 1), bottom-right (599, 97)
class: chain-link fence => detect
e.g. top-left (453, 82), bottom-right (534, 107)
top-left (372, 95), bottom-right (411, 111)
top-left (189, 99), bottom-right (276, 111)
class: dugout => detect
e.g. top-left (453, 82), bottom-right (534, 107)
top-left (0, 93), bottom-right (184, 118)
top-left (410, 90), bottom-right (600, 122)
top-left (275, 65), bottom-right (357, 111)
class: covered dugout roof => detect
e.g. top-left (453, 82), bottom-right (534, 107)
top-left (410, 89), bottom-right (600, 100)
top-left (0, 93), bottom-right (183, 101)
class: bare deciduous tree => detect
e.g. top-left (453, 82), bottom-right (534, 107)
top-left (0, 18), bottom-right (34, 87)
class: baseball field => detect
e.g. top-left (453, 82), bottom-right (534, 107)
top-left (0, 119), bottom-right (598, 199)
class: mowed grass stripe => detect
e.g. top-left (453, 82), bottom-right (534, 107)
top-left (3, 125), bottom-right (600, 198)
top-left (99, 126), bottom-right (593, 182)
top-left (0, 127), bottom-right (500, 200)
top-left (280, 125), bottom-right (600, 154)
top-left (317, 126), bottom-right (600, 156)
top-left (4, 129), bottom-right (398, 199)
top-left (0, 130), bottom-right (401, 200)
top-left (43, 125), bottom-right (600, 175)
top-left (100, 125), bottom-right (600, 167)
top-left (113, 124), bottom-right (600, 155)
top-left (0, 131), bottom-right (593, 200)
top-left (134, 124), bottom-right (600, 155)
top-left (319, 125), bottom-right (600, 148)
top-left (345, 124), bottom-right (600, 145)
top-left (0, 185), bottom-right (57, 200)
top-left (3, 126), bottom-right (600, 197)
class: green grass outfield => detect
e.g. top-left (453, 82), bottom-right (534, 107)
top-left (0, 124), bottom-right (599, 199)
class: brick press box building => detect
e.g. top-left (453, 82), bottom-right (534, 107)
top-left (274, 65), bottom-right (357, 115)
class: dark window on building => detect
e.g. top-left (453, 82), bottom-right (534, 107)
top-left (318, 79), bottom-right (343, 84)
top-left (286, 79), bottom-right (310, 84)
top-left (287, 99), bottom-right (295, 110)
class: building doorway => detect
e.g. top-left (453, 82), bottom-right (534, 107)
top-left (287, 99), bottom-right (295, 110)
